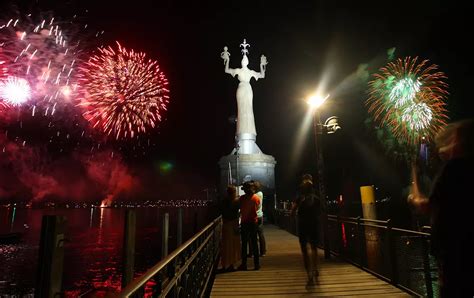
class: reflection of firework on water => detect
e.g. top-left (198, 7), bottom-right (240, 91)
top-left (0, 76), bottom-right (31, 106)
top-left (0, 15), bottom-right (81, 114)
top-left (367, 56), bottom-right (448, 144)
top-left (78, 42), bottom-right (169, 139)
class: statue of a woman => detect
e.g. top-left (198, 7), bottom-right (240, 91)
top-left (222, 43), bottom-right (267, 138)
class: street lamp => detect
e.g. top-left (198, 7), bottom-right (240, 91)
top-left (307, 94), bottom-right (329, 110)
top-left (305, 93), bottom-right (340, 260)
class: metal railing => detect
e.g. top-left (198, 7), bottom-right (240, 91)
top-left (120, 216), bottom-right (222, 297)
top-left (274, 209), bottom-right (437, 297)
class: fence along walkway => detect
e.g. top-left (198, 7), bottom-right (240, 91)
top-left (211, 225), bottom-right (410, 297)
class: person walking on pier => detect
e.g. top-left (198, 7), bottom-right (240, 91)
top-left (408, 119), bottom-right (474, 297)
top-left (238, 181), bottom-right (261, 270)
top-left (291, 174), bottom-right (322, 287)
top-left (219, 185), bottom-right (241, 272)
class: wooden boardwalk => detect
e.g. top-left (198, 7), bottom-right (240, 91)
top-left (211, 225), bottom-right (410, 297)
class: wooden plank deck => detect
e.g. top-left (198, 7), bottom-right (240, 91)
top-left (211, 225), bottom-right (410, 297)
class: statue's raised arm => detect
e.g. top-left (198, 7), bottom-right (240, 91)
top-left (221, 46), bottom-right (237, 77)
top-left (252, 54), bottom-right (268, 81)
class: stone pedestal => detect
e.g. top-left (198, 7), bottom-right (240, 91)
top-left (219, 153), bottom-right (275, 193)
top-left (219, 152), bottom-right (276, 220)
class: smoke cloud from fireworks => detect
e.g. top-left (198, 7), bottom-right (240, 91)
top-left (0, 133), bottom-right (140, 202)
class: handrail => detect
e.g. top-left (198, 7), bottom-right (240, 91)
top-left (120, 216), bottom-right (222, 297)
top-left (362, 222), bottom-right (388, 229)
top-left (328, 214), bottom-right (389, 224)
top-left (392, 227), bottom-right (430, 236)
top-left (275, 209), bottom-right (435, 297)
top-left (160, 230), bottom-right (214, 294)
top-left (327, 213), bottom-right (431, 236)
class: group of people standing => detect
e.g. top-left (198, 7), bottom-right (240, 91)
top-left (220, 180), bottom-right (266, 271)
top-left (219, 174), bottom-right (322, 286)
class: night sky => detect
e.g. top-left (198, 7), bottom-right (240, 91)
top-left (1, 0), bottom-right (473, 205)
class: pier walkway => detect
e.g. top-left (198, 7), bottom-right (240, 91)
top-left (211, 225), bottom-right (410, 297)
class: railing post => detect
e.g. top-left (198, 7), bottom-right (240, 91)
top-left (162, 212), bottom-right (169, 259)
top-left (193, 210), bottom-right (199, 233)
top-left (119, 216), bottom-right (222, 297)
top-left (356, 216), bottom-right (363, 268)
top-left (152, 275), bottom-right (163, 297)
top-left (387, 219), bottom-right (399, 286)
top-left (421, 234), bottom-right (434, 298)
top-left (294, 212), bottom-right (299, 236)
top-left (322, 212), bottom-right (331, 259)
top-left (274, 209), bottom-right (278, 226)
top-left (336, 215), bottom-right (341, 255)
top-left (278, 209), bottom-right (282, 227)
top-left (287, 212), bottom-right (291, 233)
top-left (122, 209), bottom-right (136, 289)
top-left (35, 215), bottom-right (66, 298)
top-left (177, 208), bottom-right (183, 246)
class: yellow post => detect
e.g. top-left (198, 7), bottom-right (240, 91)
top-left (360, 185), bottom-right (380, 270)
top-left (360, 186), bottom-right (377, 219)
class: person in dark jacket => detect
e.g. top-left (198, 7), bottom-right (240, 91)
top-left (291, 174), bottom-right (322, 287)
top-left (408, 119), bottom-right (474, 297)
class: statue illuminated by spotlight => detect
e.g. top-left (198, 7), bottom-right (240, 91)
top-left (221, 39), bottom-right (268, 154)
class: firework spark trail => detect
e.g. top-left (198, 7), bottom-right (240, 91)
top-left (0, 57), bottom-right (6, 79)
top-left (389, 77), bottom-right (421, 108)
top-left (0, 15), bottom-right (81, 112)
top-left (367, 56), bottom-right (448, 144)
top-left (78, 42), bottom-right (169, 139)
top-left (0, 56), bottom-right (7, 108)
top-left (402, 102), bottom-right (433, 131)
top-left (0, 12), bottom-right (108, 156)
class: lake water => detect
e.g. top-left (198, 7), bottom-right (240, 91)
top-left (0, 206), bottom-right (214, 297)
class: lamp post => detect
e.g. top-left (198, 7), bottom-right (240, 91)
top-left (307, 94), bottom-right (331, 259)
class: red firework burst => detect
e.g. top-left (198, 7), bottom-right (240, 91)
top-left (78, 42), bottom-right (169, 139)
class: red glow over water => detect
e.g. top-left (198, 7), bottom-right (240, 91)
top-left (0, 207), bottom-right (211, 296)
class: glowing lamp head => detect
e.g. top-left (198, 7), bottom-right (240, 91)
top-left (0, 76), bottom-right (31, 106)
top-left (307, 94), bottom-right (329, 110)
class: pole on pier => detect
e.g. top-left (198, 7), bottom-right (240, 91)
top-left (162, 212), bottom-right (169, 259)
top-left (35, 215), bottom-right (66, 298)
top-left (122, 209), bottom-right (136, 288)
top-left (177, 209), bottom-right (183, 246)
